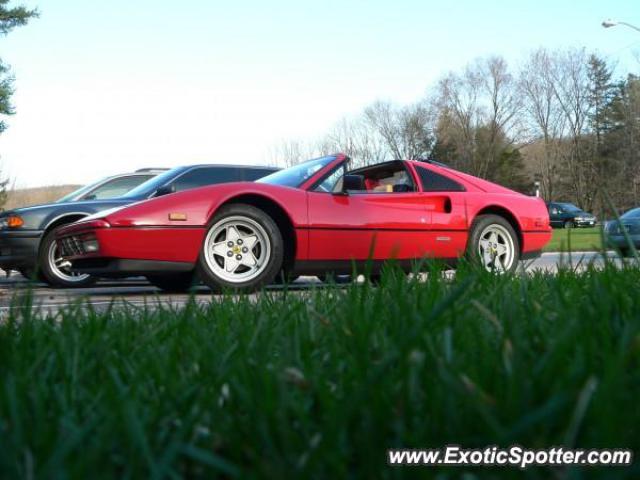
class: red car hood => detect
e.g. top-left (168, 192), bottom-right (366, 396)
top-left (101, 181), bottom-right (304, 228)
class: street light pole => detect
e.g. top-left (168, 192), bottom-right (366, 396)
top-left (602, 19), bottom-right (640, 33)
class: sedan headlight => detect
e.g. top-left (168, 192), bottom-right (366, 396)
top-left (0, 215), bottom-right (24, 229)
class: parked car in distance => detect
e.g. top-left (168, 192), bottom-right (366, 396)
top-left (605, 207), bottom-right (640, 256)
top-left (0, 164), bottom-right (279, 287)
top-left (57, 154), bottom-right (552, 293)
top-left (56, 168), bottom-right (168, 203)
top-left (547, 202), bottom-right (597, 228)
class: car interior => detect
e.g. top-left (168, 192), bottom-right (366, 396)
top-left (345, 161), bottom-right (416, 194)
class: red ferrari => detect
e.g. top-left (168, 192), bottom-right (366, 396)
top-left (57, 154), bottom-right (551, 291)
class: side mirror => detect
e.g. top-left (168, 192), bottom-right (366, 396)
top-left (155, 184), bottom-right (176, 197)
top-left (342, 174), bottom-right (365, 194)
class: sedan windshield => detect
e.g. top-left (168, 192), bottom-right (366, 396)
top-left (57, 177), bottom-right (110, 202)
top-left (559, 203), bottom-right (583, 213)
top-left (121, 166), bottom-right (189, 199)
top-left (257, 155), bottom-right (337, 188)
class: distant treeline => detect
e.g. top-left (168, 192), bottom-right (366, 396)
top-left (270, 48), bottom-right (639, 213)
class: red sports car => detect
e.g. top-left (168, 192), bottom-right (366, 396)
top-left (57, 154), bottom-right (551, 291)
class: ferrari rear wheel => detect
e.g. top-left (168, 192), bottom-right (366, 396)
top-left (198, 204), bottom-right (283, 292)
top-left (467, 214), bottom-right (520, 273)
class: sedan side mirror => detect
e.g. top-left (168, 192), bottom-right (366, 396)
top-left (155, 184), bottom-right (176, 197)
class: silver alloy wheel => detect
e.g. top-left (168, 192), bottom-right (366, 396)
top-left (203, 215), bottom-right (271, 283)
top-left (47, 240), bottom-right (91, 282)
top-left (477, 223), bottom-right (515, 272)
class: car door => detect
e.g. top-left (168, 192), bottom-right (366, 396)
top-left (548, 205), bottom-right (560, 227)
top-left (306, 162), bottom-right (431, 262)
top-left (411, 163), bottom-right (469, 257)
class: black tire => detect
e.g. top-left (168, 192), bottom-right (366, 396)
top-left (197, 204), bottom-right (284, 292)
top-left (37, 229), bottom-right (97, 288)
top-left (466, 214), bottom-right (520, 273)
top-left (619, 248), bottom-right (635, 258)
top-left (146, 272), bottom-right (197, 293)
top-left (564, 220), bottom-right (575, 229)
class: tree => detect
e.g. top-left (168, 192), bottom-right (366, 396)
top-left (432, 56), bottom-right (529, 192)
top-left (0, 0), bottom-right (38, 133)
top-left (587, 54), bottom-right (616, 150)
top-left (519, 48), bottom-right (567, 201)
top-left (0, 1), bottom-right (37, 211)
top-left (0, 59), bottom-right (13, 133)
top-left (363, 100), bottom-right (435, 161)
top-left (317, 116), bottom-right (388, 168)
top-left (602, 75), bottom-right (640, 209)
top-left (547, 48), bottom-right (595, 209)
top-left (266, 139), bottom-right (319, 168)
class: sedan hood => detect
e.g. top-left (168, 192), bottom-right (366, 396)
top-left (0, 198), bottom-right (138, 230)
top-left (4, 198), bottom-right (133, 216)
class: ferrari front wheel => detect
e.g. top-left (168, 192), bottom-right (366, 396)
top-left (198, 204), bottom-right (283, 292)
top-left (467, 214), bottom-right (520, 273)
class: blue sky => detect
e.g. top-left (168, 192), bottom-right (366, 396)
top-left (0, 0), bottom-right (638, 187)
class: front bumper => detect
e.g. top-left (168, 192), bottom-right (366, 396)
top-left (70, 258), bottom-right (194, 278)
top-left (0, 229), bottom-right (43, 271)
top-left (574, 219), bottom-right (597, 227)
top-left (57, 225), bottom-right (204, 277)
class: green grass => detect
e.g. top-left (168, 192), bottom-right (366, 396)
top-left (1, 263), bottom-right (639, 478)
top-left (543, 227), bottom-right (604, 252)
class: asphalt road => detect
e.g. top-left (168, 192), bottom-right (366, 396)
top-left (0, 252), bottom-right (634, 315)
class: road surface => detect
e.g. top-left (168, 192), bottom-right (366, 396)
top-left (0, 252), bottom-right (633, 315)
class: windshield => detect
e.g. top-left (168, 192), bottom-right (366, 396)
top-left (257, 155), bottom-right (338, 188)
top-left (57, 177), bottom-right (110, 202)
top-left (121, 166), bottom-right (188, 199)
top-left (559, 203), bottom-right (582, 213)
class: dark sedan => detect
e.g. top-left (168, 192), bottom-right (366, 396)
top-left (605, 207), bottom-right (640, 257)
top-left (547, 202), bottom-right (597, 229)
top-left (0, 164), bottom-right (278, 287)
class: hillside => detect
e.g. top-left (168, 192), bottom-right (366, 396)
top-left (2, 185), bottom-right (81, 210)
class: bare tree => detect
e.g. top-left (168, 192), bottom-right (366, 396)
top-left (317, 116), bottom-right (387, 168)
top-left (433, 56), bottom-right (527, 190)
top-left (363, 100), bottom-right (435, 161)
top-left (433, 69), bottom-right (481, 172)
top-left (266, 139), bottom-right (319, 168)
top-left (548, 48), bottom-right (593, 208)
top-left (476, 56), bottom-right (523, 179)
top-left (519, 48), bottom-right (568, 200)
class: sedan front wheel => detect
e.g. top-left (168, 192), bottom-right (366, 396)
top-left (38, 229), bottom-right (96, 288)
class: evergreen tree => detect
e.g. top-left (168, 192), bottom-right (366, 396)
top-left (587, 54), bottom-right (616, 153)
top-left (0, 0), bottom-right (37, 133)
top-left (0, 1), bottom-right (37, 210)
